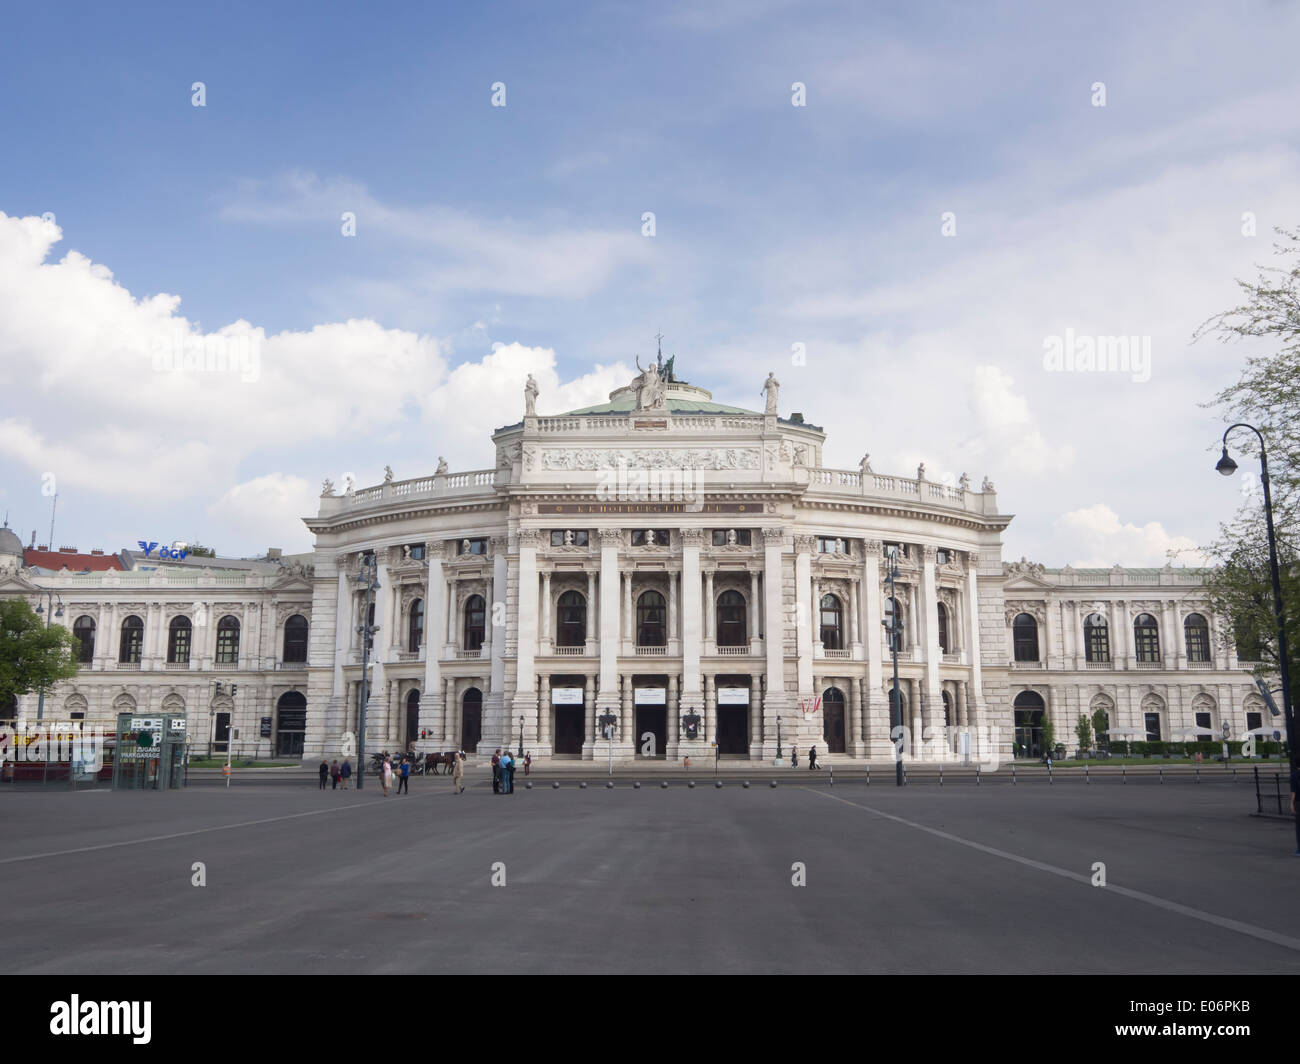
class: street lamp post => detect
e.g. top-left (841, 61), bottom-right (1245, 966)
top-left (1217, 424), bottom-right (1297, 852)
top-left (355, 553), bottom-right (382, 792)
top-left (33, 590), bottom-right (64, 722)
top-left (883, 547), bottom-right (904, 785)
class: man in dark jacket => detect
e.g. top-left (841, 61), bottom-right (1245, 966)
top-left (397, 757), bottom-right (410, 795)
top-left (491, 749), bottom-right (502, 794)
top-left (340, 759), bottom-right (352, 789)
top-left (318, 759), bottom-right (329, 789)
top-left (809, 745), bottom-right (818, 770)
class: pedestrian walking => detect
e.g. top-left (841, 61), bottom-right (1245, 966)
top-left (397, 756), bottom-right (410, 795)
top-left (504, 750), bottom-right (516, 794)
top-left (791, 744), bottom-right (798, 768)
top-left (491, 748), bottom-right (502, 794)
top-left (452, 751), bottom-right (465, 794)
top-left (340, 759), bottom-right (352, 789)
top-left (809, 745), bottom-right (818, 770)
top-left (524, 752), bottom-right (531, 776)
top-left (499, 750), bottom-right (513, 794)
top-left (381, 756), bottom-right (393, 797)
top-left (330, 759), bottom-right (341, 790)
top-left (318, 759), bottom-right (329, 789)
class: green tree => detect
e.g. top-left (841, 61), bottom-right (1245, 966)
top-left (0, 600), bottom-right (81, 712)
top-left (1194, 225), bottom-right (1300, 713)
top-left (1075, 713), bottom-right (1093, 752)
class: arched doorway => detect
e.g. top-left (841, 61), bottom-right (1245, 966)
top-left (461, 687), bottom-right (483, 753)
top-left (1013, 691), bottom-right (1045, 759)
top-left (275, 692), bottom-right (307, 757)
top-left (406, 690), bottom-right (421, 749)
top-left (822, 687), bottom-right (846, 753)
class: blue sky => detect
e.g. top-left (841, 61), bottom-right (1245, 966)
top-left (1, 0), bottom-right (1297, 561)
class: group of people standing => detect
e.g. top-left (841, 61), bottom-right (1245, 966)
top-left (378, 755), bottom-right (412, 797)
top-left (320, 759), bottom-right (353, 789)
top-left (491, 749), bottom-right (530, 793)
top-left (789, 745), bottom-right (820, 769)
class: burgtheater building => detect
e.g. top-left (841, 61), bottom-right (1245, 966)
top-left (1, 364), bottom-right (1271, 763)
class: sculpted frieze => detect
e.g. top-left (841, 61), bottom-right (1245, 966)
top-left (541, 448), bottom-right (760, 472)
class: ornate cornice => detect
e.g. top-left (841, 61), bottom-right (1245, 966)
top-left (793, 534), bottom-right (815, 554)
top-left (598, 528), bottom-right (624, 543)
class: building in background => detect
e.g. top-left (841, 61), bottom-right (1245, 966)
top-left (0, 366), bottom-right (1268, 762)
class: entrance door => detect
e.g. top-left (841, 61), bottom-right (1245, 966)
top-left (214, 711), bottom-right (231, 754)
top-left (554, 707), bottom-right (584, 755)
top-left (716, 707), bottom-right (748, 755)
top-left (406, 690), bottom-right (420, 748)
top-left (276, 692), bottom-right (307, 757)
top-left (461, 688), bottom-right (483, 752)
top-left (822, 688), bottom-right (846, 753)
top-left (635, 706), bottom-right (667, 758)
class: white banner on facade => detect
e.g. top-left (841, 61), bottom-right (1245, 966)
top-left (717, 687), bottom-right (750, 705)
top-left (551, 687), bottom-right (584, 705)
top-left (634, 688), bottom-right (667, 705)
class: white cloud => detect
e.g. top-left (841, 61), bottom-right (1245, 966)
top-left (208, 474), bottom-right (318, 554)
top-left (1053, 504), bottom-right (1208, 568)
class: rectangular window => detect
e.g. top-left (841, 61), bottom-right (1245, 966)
top-left (1246, 711), bottom-right (1262, 733)
top-left (631, 530), bottom-right (668, 546)
top-left (551, 530), bottom-right (589, 546)
top-left (712, 529), bottom-right (751, 545)
top-left (936, 549), bottom-right (949, 565)
top-left (408, 544), bottom-right (426, 561)
top-left (459, 538), bottom-right (488, 555)
top-left (1195, 711), bottom-right (1212, 736)
top-left (883, 542), bottom-right (907, 559)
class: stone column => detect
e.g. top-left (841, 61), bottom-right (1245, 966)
top-left (681, 529), bottom-right (704, 705)
top-left (584, 677), bottom-right (596, 758)
top-left (1111, 599), bottom-right (1128, 669)
top-left (623, 571), bottom-right (633, 649)
top-left (910, 678), bottom-right (923, 757)
top-left (848, 675), bottom-right (860, 752)
top-left (750, 672), bottom-right (763, 758)
top-left (704, 570), bottom-right (716, 652)
top-left (921, 546), bottom-right (944, 742)
top-left (666, 673), bottom-right (680, 760)
top-left (537, 672), bottom-right (551, 753)
top-left (762, 528), bottom-right (789, 757)
top-left (586, 570), bottom-right (597, 653)
top-left (965, 559), bottom-right (986, 731)
top-left (483, 538), bottom-right (508, 746)
top-left (422, 544), bottom-right (445, 745)
top-left (1162, 598), bottom-right (1179, 669)
top-left (703, 673), bottom-right (715, 744)
top-left (849, 578), bottom-right (860, 650)
top-left (620, 673), bottom-right (633, 752)
top-left (540, 570), bottom-right (551, 649)
top-left (749, 572), bottom-right (760, 645)
top-left (668, 569), bottom-right (679, 644)
top-left (443, 676), bottom-right (456, 748)
top-left (368, 557), bottom-right (390, 744)
top-left (862, 541), bottom-right (886, 757)
top-left (795, 536), bottom-right (815, 731)
top-left (515, 531), bottom-right (540, 751)
top-left (595, 529), bottom-right (621, 758)
top-left (446, 575), bottom-right (457, 647)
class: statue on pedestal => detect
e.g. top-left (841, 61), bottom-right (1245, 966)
top-left (524, 374), bottom-right (539, 416)
top-left (436, 457), bottom-right (448, 475)
top-left (762, 372), bottom-right (780, 415)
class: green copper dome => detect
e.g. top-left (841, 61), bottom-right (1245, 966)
top-left (561, 380), bottom-right (760, 416)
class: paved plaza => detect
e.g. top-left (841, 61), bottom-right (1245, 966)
top-left (3, 777), bottom-right (1298, 974)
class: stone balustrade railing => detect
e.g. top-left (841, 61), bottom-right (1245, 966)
top-left (327, 469), bottom-right (501, 511)
top-left (806, 468), bottom-right (990, 514)
top-left (533, 414), bottom-right (764, 433)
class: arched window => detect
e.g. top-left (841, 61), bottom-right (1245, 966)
top-left (1014, 690), bottom-right (1046, 758)
top-left (557, 591), bottom-right (587, 647)
top-left (1133, 613), bottom-right (1160, 663)
top-left (884, 596), bottom-right (903, 652)
top-left (1084, 613), bottom-right (1110, 663)
top-left (717, 590), bottom-right (747, 646)
top-left (73, 615), bottom-right (95, 664)
top-left (283, 614), bottom-right (309, 663)
top-left (408, 599), bottom-right (424, 653)
top-left (406, 689), bottom-right (421, 747)
top-left (936, 602), bottom-right (949, 653)
top-left (1184, 613), bottom-right (1210, 663)
top-left (216, 615), bottom-right (241, 664)
top-left (637, 590), bottom-right (666, 647)
top-left (464, 595), bottom-right (486, 650)
top-left (822, 687), bottom-right (846, 752)
top-left (819, 594), bottom-right (843, 650)
top-left (1012, 613), bottom-right (1039, 662)
top-left (167, 616), bottom-right (192, 664)
top-left (119, 615), bottom-right (144, 663)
